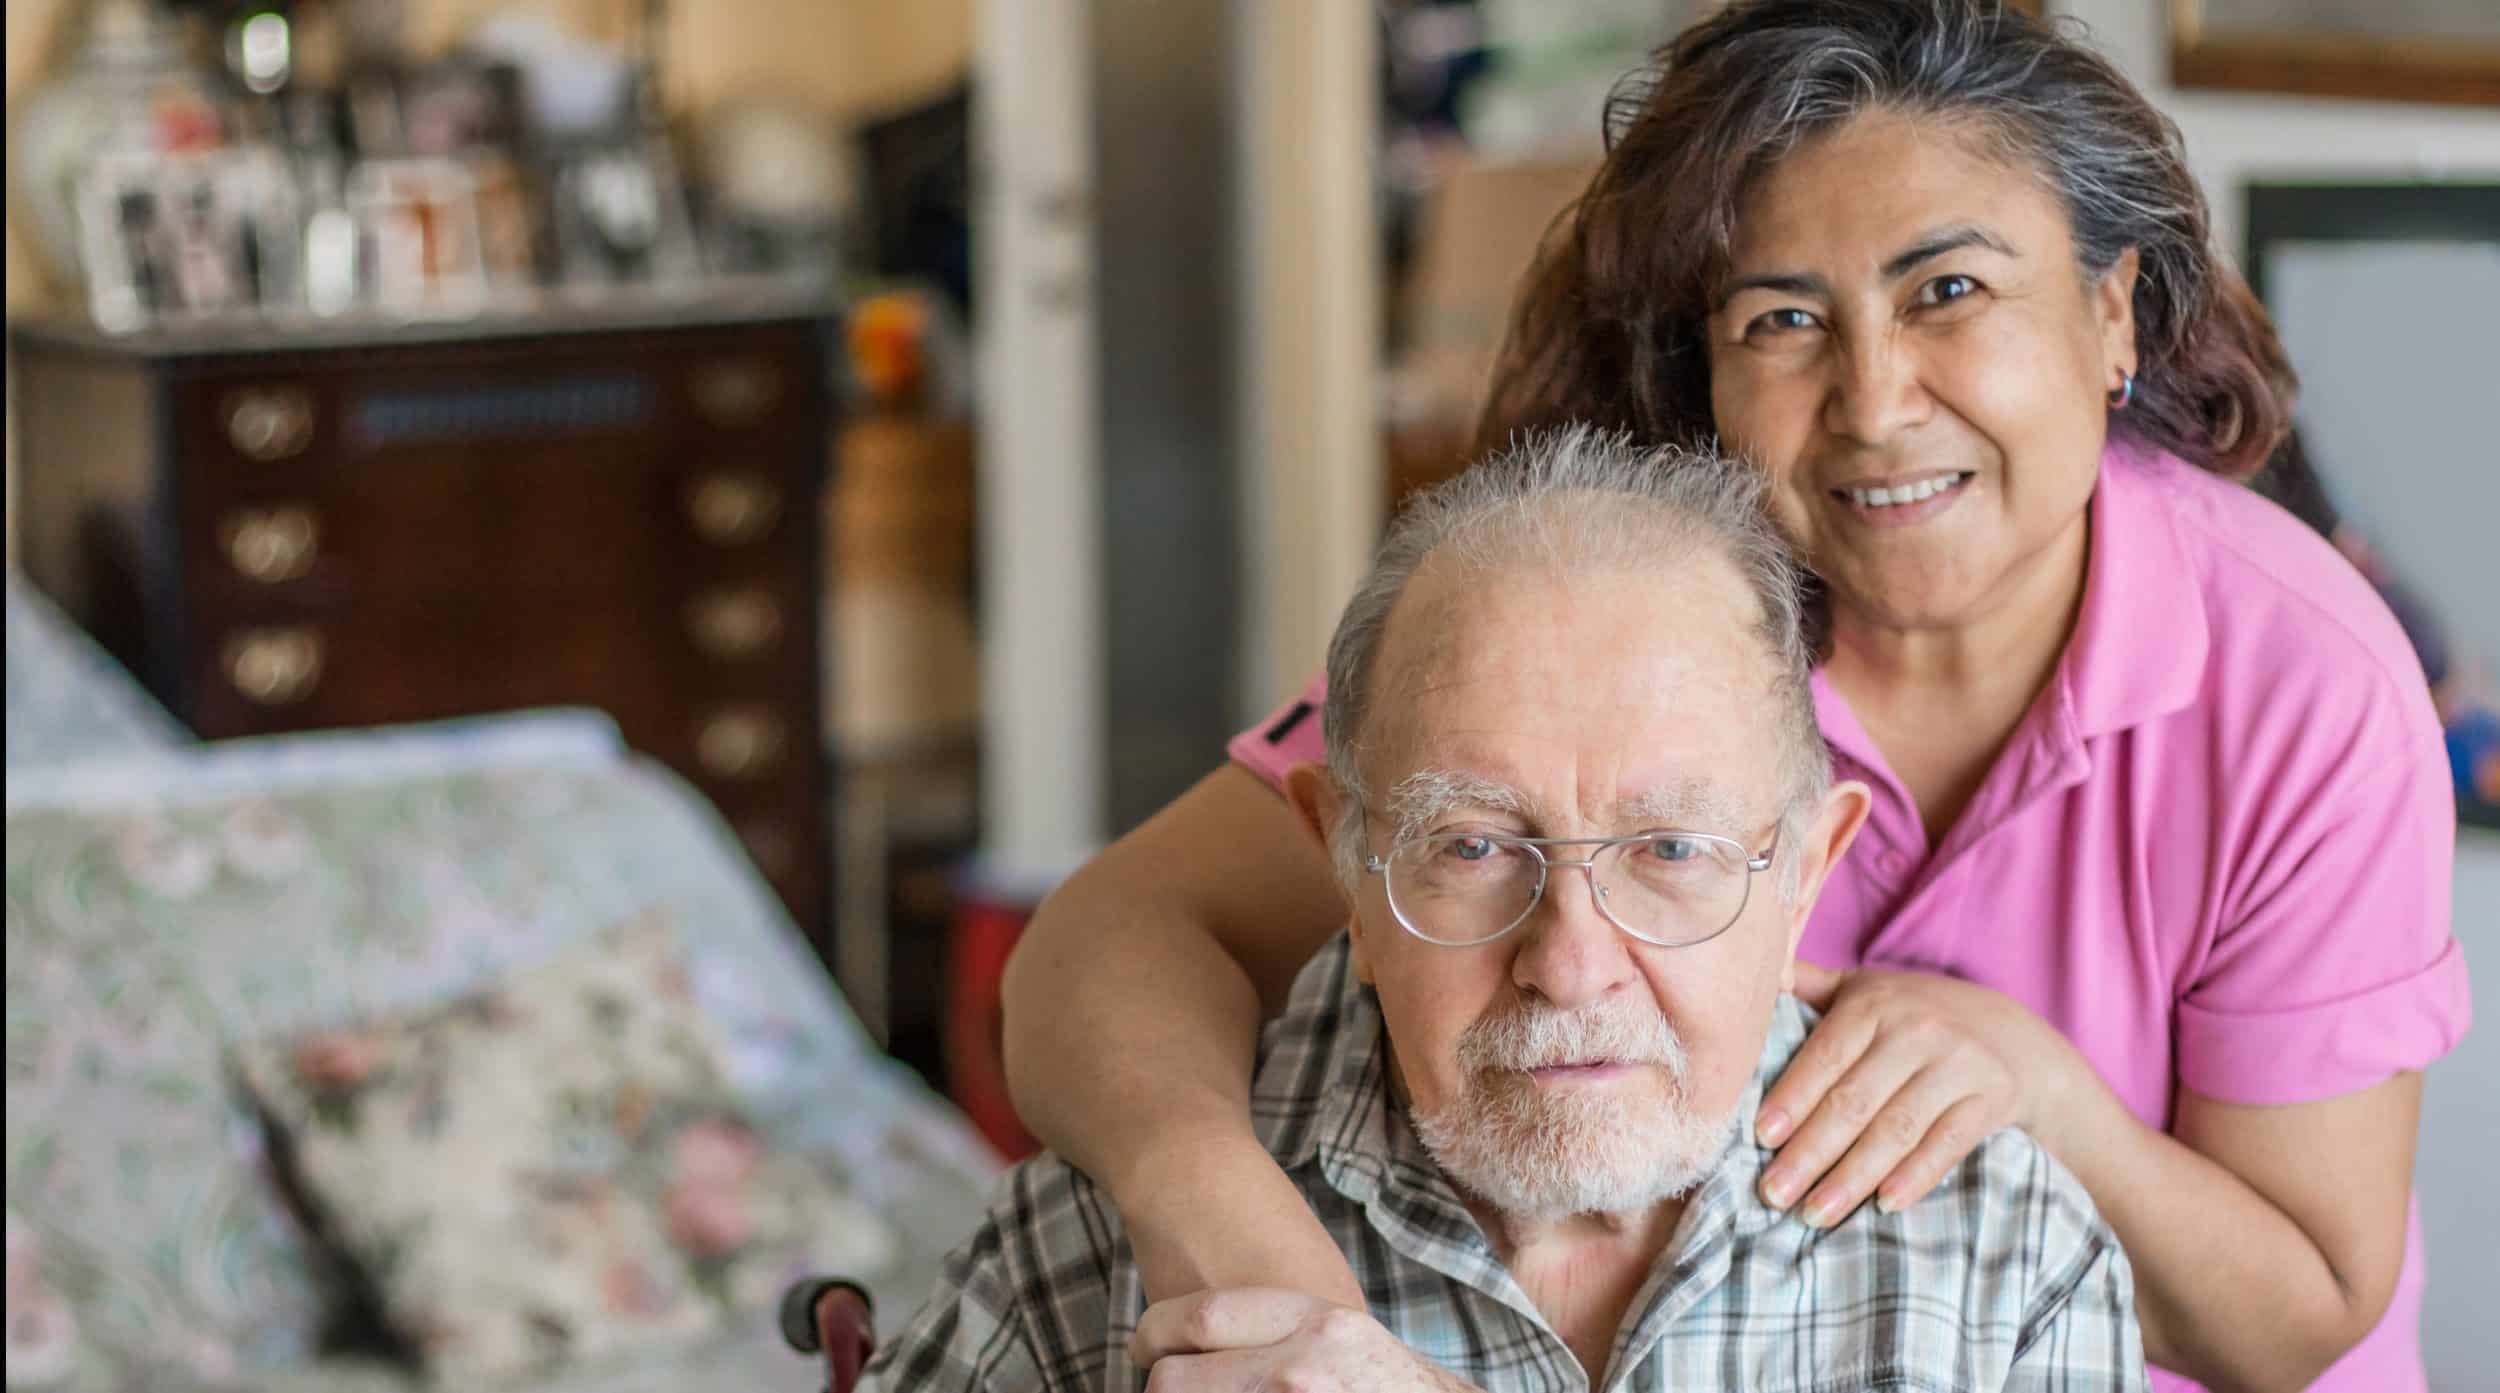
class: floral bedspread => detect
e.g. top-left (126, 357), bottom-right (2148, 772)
top-left (2, 574), bottom-right (1000, 1390)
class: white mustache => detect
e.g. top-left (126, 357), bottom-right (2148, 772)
top-left (1455, 999), bottom-right (1688, 1081)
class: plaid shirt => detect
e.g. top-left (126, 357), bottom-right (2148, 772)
top-left (869, 935), bottom-right (2146, 1393)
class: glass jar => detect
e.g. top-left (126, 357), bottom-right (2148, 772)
top-left (10, 0), bottom-right (232, 289)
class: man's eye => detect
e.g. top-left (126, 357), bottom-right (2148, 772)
top-left (1449, 837), bottom-right (1498, 862)
top-left (1918, 274), bottom-right (1979, 306)
top-left (1644, 836), bottom-right (1705, 863)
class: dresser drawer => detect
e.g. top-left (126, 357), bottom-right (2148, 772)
top-left (186, 594), bottom-right (680, 737)
top-left (171, 326), bottom-right (819, 469)
top-left (189, 579), bottom-right (815, 727)
top-left (174, 384), bottom-right (818, 602)
top-left (180, 462), bottom-right (683, 609)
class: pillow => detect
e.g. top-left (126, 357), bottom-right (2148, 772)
top-left (234, 911), bottom-right (894, 1386)
top-left (5, 754), bottom-right (933, 1381)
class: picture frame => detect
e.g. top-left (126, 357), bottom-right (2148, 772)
top-left (548, 141), bottom-right (704, 294)
top-left (345, 157), bottom-right (492, 317)
top-left (2244, 181), bottom-right (2500, 830)
top-left (2172, 0), bottom-right (2500, 107)
top-left (74, 148), bottom-right (303, 334)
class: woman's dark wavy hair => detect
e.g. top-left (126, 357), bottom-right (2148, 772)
top-left (1477, 0), bottom-right (2296, 481)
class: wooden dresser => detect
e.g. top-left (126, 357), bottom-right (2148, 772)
top-left (9, 303), bottom-right (836, 950)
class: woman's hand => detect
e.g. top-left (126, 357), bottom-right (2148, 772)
top-left (1756, 962), bottom-right (2095, 1227)
top-left (1131, 1288), bottom-right (1485, 1393)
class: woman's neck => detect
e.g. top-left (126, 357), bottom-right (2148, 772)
top-left (1822, 511), bottom-right (2092, 839)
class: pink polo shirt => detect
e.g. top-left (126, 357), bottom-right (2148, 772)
top-left (1227, 443), bottom-right (2471, 1392)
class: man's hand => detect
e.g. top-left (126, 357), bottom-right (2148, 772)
top-left (1757, 963), bottom-right (2097, 1227)
top-left (1129, 1288), bottom-right (1484, 1393)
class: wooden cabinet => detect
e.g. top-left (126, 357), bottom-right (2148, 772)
top-left (10, 306), bottom-right (837, 950)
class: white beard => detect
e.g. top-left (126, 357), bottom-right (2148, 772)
top-left (1408, 997), bottom-right (1736, 1223)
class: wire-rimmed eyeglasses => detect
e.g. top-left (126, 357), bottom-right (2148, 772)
top-left (1362, 820), bottom-right (1780, 948)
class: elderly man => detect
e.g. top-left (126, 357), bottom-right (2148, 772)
top-left (869, 430), bottom-right (2144, 1393)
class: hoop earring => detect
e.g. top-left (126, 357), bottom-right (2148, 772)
top-left (2108, 371), bottom-right (2135, 409)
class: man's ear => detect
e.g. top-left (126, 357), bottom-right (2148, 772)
top-left (1776, 779), bottom-right (1873, 993)
top-left (2096, 246), bottom-right (2141, 388)
top-left (1282, 761), bottom-right (1339, 851)
top-left (1282, 762), bottom-right (1375, 986)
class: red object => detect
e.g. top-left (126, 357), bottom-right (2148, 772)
top-left (814, 1287), bottom-right (874, 1393)
top-left (780, 1279), bottom-right (875, 1393)
top-left (946, 893), bottom-right (1042, 1161)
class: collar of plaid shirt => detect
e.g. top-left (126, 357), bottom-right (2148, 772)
top-left (1239, 934), bottom-right (2143, 1393)
top-left (1249, 934), bottom-right (1800, 1385)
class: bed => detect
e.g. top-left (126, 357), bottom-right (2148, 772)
top-left (3, 572), bottom-right (999, 1392)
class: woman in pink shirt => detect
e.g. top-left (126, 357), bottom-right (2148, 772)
top-left (998, 2), bottom-right (2468, 1389)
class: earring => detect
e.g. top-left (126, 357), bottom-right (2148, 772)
top-left (2107, 371), bottom-right (2135, 409)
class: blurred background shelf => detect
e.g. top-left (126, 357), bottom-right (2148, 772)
top-left (9, 303), bottom-right (841, 946)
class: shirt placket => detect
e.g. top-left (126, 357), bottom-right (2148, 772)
top-left (1309, 1071), bottom-right (1594, 1393)
top-left (1822, 682), bottom-right (2094, 972)
top-left (1878, 708), bottom-right (2093, 974)
top-left (1600, 1173), bottom-right (1743, 1393)
top-left (1336, 1169), bottom-right (1591, 1391)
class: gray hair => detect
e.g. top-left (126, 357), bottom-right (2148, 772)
top-left (1319, 426), bottom-right (1828, 898)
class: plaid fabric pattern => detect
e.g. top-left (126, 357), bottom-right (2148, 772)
top-left (870, 936), bottom-right (2146, 1393)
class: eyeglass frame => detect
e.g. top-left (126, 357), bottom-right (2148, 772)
top-left (1359, 814), bottom-right (1783, 950)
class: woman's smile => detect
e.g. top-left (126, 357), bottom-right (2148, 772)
top-left (1825, 469), bottom-right (1978, 529)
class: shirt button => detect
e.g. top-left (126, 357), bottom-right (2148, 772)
top-left (1877, 850), bottom-right (1909, 877)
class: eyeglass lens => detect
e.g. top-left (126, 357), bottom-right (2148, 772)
top-left (1385, 833), bottom-right (1752, 945)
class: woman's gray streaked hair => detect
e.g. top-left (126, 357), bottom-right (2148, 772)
top-left (1482, 0), bottom-right (2293, 484)
top-left (1319, 425), bottom-right (1829, 898)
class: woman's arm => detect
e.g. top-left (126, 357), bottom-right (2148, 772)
top-left (2052, 1072), bottom-right (2419, 1393)
top-left (1758, 968), bottom-right (2417, 1393)
top-left (999, 764), bottom-right (1365, 1305)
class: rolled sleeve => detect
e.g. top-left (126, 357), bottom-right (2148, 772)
top-left (1227, 670), bottom-right (1330, 793)
top-left (2180, 682), bottom-right (2472, 1105)
top-left (2178, 939), bottom-right (2472, 1104)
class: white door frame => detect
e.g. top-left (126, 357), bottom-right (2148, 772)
top-left (1231, 0), bottom-right (1383, 717)
top-left (974, 0), bottom-right (1105, 891)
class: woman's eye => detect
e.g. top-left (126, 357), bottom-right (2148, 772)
top-left (1745, 307), bottom-right (1818, 338)
top-left (1918, 274), bottom-right (1980, 306)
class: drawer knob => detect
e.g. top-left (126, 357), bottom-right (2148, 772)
top-left (219, 506), bottom-right (321, 583)
top-left (223, 628), bottom-right (325, 705)
top-left (696, 708), bottom-right (788, 778)
top-left (224, 388), bottom-right (316, 461)
top-left (686, 474), bottom-right (783, 545)
top-left (687, 588), bottom-right (785, 659)
top-left (692, 358), bottom-right (784, 426)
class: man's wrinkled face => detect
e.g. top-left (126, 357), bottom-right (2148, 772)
top-left (1340, 549), bottom-right (1807, 1222)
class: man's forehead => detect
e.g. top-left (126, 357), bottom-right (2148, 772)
top-left (1375, 559), bottom-right (1770, 714)
top-left (1382, 763), bottom-right (1752, 830)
